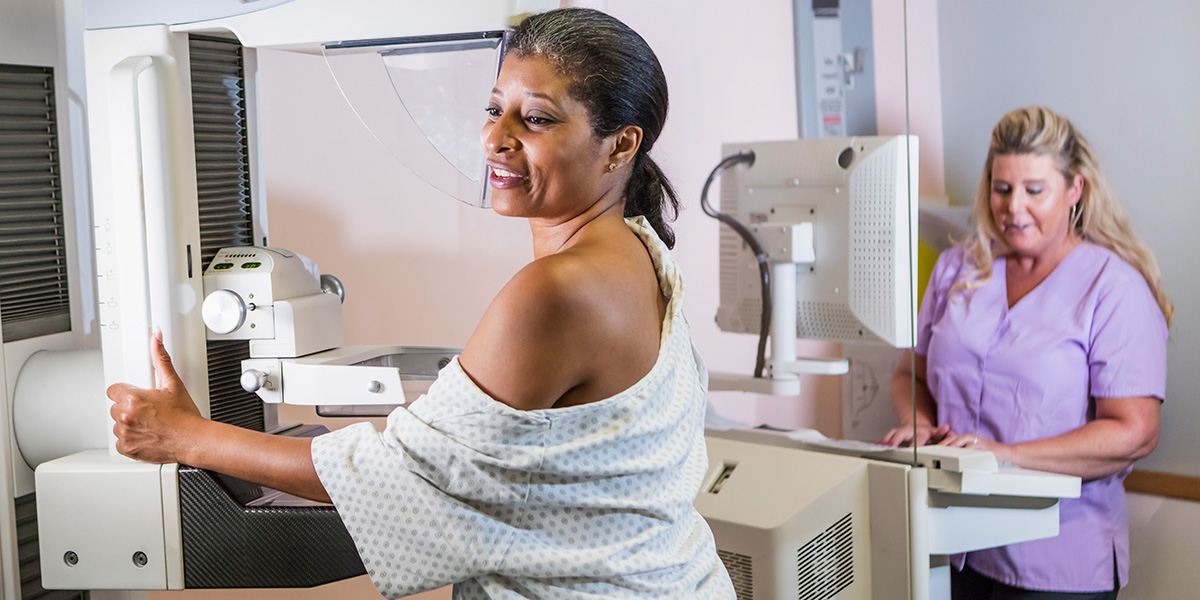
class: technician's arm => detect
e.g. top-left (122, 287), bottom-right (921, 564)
top-left (108, 332), bottom-right (330, 503)
top-left (940, 396), bottom-right (1161, 480)
top-left (880, 351), bottom-right (949, 446)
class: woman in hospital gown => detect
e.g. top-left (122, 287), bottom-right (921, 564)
top-left (107, 8), bottom-right (735, 599)
top-left (883, 106), bottom-right (1171, 599)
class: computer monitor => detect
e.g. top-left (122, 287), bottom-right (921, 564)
top-left (703, 136), bottom-right (921, 598)
top-left (714, 136), bottom-right (918, 348)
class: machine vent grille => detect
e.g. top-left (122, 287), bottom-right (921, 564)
top-left (205, 339), bottom-right (263, 431)
top-left (717, 169), bottom-right (743, 318)
top-left (734, 299), bottom-right (884, 343)
top-left (15, 494), bottom-right (88, 600)
top-left (717, 549), bottom-right (754, 599)
top-left (190, 35), bottom-right (263, 432)
top-left (796, 513), bottom-right (854, 600)
top-left (0, 64), bottom-right (71, 342)
top-left (189, 35), bottom-right (255, 268)
top-left (796, 301), bottom-right (881, 343)
top-left (849, 141), bottom-right (903, 344)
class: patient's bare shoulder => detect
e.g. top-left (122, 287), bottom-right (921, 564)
top-left (458, 253), bottom-right (599, 410)
top-left (458, 240), bottom-right (663, 411)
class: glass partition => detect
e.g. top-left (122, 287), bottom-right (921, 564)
top-left (791, 0), bottom-right (922, 455)
top-left (321, 32), bottom-right (505, 208)
top-left (883, 0), bottom-right (1197, 478)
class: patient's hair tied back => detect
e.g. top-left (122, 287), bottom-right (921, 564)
top-left (508, 8), bottom-right (680, 248)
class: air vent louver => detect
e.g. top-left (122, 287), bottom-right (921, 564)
top-left (796, 513), bottom-right (854, 600)
top-left (717, 549), bottom-right (755, 599)
top-left (189, 35), bottom-right (262, 431)
top-left (0, 64), bottom-right (71, 341)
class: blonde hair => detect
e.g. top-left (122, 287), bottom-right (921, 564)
top-left (955, 106), bottom-right (1173, 326)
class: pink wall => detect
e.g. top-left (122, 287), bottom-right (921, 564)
top-left (873, 0), bottom-right (945, 197)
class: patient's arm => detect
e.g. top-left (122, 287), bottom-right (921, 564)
top-left (107, 331), bottom-right (330, 503)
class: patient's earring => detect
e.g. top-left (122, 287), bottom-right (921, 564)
top-left (608, 162), bottom-right (617, 171)
top-left (1069, 202), bottom-right (1079, 225)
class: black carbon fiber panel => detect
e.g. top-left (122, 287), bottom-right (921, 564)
top-left (178, 466), bottom-right (365, 588)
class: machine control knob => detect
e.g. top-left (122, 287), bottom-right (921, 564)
top-left (320, 274), bottom-right (345, 304)
top-left (202, 289), bottom-right (247, 335)
top-left (240, 369), bottom-right (268, 393)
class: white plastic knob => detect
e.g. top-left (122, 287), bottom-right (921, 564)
top-left (202, 289), bottom-right (247, 335)
top-left (240, 369), bottom-right (268, 393)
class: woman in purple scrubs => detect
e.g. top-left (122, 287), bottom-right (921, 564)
top-left (883, 106), bottom-right (1172, 599)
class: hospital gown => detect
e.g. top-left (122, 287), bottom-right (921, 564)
top-left (312, 216), bottom-right (735, 599)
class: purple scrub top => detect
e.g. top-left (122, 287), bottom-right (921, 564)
top-left (916, 243), bottom-right (1167, 593)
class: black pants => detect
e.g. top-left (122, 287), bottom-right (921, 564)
top-left (951, 566), bottom-right (1118, 600)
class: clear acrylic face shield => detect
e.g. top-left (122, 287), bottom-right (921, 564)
top-left (321, 31), bottom-right (506, 208)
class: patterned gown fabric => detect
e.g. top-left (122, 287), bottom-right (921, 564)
top-left (312, 216), bottom-right (735, 599)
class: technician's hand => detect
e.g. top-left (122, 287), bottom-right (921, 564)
top-left (938, 432), bottom-right (1014, 463)
top-left (879, 423), bottom-right (950, 447)
top-left (107, 330), bottom-right (204, 464)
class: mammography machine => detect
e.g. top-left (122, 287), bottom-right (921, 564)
top-left (0, 1), bottom-right (556, 596)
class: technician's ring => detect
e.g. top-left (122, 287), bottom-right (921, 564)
top-left (972, 435), bottom-right (978, 446)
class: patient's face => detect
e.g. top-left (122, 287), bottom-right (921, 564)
top-left (481, 56), bottom-right (616, 220)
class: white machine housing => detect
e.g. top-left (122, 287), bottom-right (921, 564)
top-left (198, 245), bottom-right (456, 410)
top-left (699, 430), bottom-right (1081, 600)
top-left (201, 246), bottom-right (342, 358)
top-left (24, 0), bottom-right (555, 594)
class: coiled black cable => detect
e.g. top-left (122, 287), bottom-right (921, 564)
top-left (700, 151), bottom-right (772, 378)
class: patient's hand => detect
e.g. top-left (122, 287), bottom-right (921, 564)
top-left (107, 330), bottom-right (204, 464)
